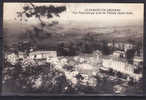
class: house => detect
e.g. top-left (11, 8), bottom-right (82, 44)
top-left (29, 51), bottom-right (57, 59)
top-left (134, 48), bottom-right (143, 57)
top-left (107, 42), bottom-right (133, 51)
top-left (6, 53), bottom-right (18, 65)
top-left (133, 56), bottom-right (143, 66)
top-left (18, 52), bottom-right (25, 59)
top-left (112, 50), bottom-right (125, 58)
top-left (102, 59), bottom-right (133, 74)
top-left (124, 43), bottom-right (133, 52)
top-left (102, 59), bottom-right (142, 81)
top-left (107, 43), bottom-right (113, 47)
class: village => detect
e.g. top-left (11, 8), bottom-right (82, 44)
top-left (3, 40), bottom-right (143, 95)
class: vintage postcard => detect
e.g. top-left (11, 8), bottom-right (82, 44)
top-left (2, 3), bottom-right (144, 96)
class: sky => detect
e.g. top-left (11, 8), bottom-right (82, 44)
top-left (3, 3), bottom-right (144, 26)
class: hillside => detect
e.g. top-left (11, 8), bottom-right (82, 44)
top-left (3, 21), bottom-right (143, 49)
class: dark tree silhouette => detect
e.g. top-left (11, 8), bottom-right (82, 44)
top-left (126, 48), bottom-right (136, 64)
top-left (17, 3), bottom-right (66, 26)
top-left (16, 3), bottom-right (66, 45)
top-left (135, 41), bottom-right (142, 56)
top-left (101, 40), bottom-right (112, 55)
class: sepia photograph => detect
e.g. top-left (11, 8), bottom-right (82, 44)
top-left (2, 3), bottom-right (144, 96)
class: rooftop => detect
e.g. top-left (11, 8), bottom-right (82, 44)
top-left (29, 51), bottom-right (57, 54)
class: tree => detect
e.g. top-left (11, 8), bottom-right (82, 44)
top-left (16, 3), bottom-right (66, 45)
top-left (17, 3), bottom-right (66, 26)
top-left (135, 41), bottom-right (142, 56)
top-left (116, 71), bottom-right (122, 78)
top-left (83, 41), bottom-right (93, 53)
top-left (126, 48), bottom-right (136, 64)
top-left (108, 68), bottom-right (114, 76)
top-left (112, 40), bottom-right (115, 51)
top-left (3, 60), bottom-right (70, 93)
top-left (127, 39), bottom-right (136, 45)
top-left (82, 33), bottom-right (96, 53)
top-left (101, 40), bottom-right (112, 55)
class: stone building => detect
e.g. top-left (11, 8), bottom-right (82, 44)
top-left (29, 51), bottom-right (57, 59)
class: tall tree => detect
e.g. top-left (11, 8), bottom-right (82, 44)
top-left (126, 48), bottom-right (136, 64)
top-left (101, 40), bottom-right (111, 55)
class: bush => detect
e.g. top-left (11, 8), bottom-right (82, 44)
top-left (3, 60), bottom-right (70, 94)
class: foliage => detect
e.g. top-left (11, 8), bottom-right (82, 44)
top-left (2, 60), bottom-right (69, 93)
top-left (101, 40), bottom-right (112, 55)
top-left (125, 48), bottom-right (136, 64)
top-left (17, 3), bottom-right (66, 27)
top-left (15, 3), bottom-right (66, 49)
